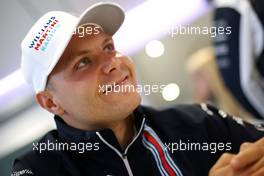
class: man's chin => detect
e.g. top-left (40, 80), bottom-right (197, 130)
top-left (112, 95), bottom-right (141, 119)
top-left (110, 91), bottom-right (140, 103)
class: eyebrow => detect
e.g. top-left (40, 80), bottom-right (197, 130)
top-left (65, 37), bottom-right (113, 68)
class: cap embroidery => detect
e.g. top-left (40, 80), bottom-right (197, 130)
top-left (28, 16), bottom-right (60, 52)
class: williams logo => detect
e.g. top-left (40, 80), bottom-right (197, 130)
top-left (29, 16), bottom-right (60, 52)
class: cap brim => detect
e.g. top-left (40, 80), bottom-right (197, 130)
top-left (77, 2), bottom-right (125, 35)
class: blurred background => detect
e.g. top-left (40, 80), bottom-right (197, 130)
top-left (1, 0), bottom-right (263, 175)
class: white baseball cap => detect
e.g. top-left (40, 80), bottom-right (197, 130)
top-left (21, 2), bottom-right (125, 93)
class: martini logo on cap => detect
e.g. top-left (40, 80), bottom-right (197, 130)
top-left (29, 16), bottom-right (60, 52)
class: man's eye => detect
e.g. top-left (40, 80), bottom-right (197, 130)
top-left (75, 57), bottom-right (91, 70)
top-left (104, 43), bottom-right (115, 52)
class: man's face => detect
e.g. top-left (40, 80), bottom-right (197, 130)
top-left (45, 27), bottom-right (141, 130)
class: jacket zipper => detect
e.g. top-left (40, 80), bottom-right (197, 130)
top-left (96, 118), bottom-right (145, 176)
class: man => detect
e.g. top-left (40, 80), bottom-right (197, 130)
top-left (12, 2), bottom-right (264, 176)
top-left (213, 0), bottom-right (264, 119)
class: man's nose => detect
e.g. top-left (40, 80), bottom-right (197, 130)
top-left (100, 53), bottom-right (121, 74)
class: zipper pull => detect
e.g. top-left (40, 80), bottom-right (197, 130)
top-left (122, 153), bottom-right (127, 159)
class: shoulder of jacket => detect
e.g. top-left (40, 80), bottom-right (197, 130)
top-left (141, 103), bottom-right (218, 125)
top-left (13, 130), bottom-right (62, 172)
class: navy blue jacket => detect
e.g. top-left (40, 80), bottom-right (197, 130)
top-left (12, 104), bottom-right (264, 176)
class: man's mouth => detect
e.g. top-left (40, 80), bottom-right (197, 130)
top-left (101, 75), bottom-right (129, 95)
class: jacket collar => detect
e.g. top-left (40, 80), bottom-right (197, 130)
top-left (54, 105), bottom-right (146, 151)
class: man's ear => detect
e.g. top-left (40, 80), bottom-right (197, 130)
top-left (35, 91), bottom-right (64, 116)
